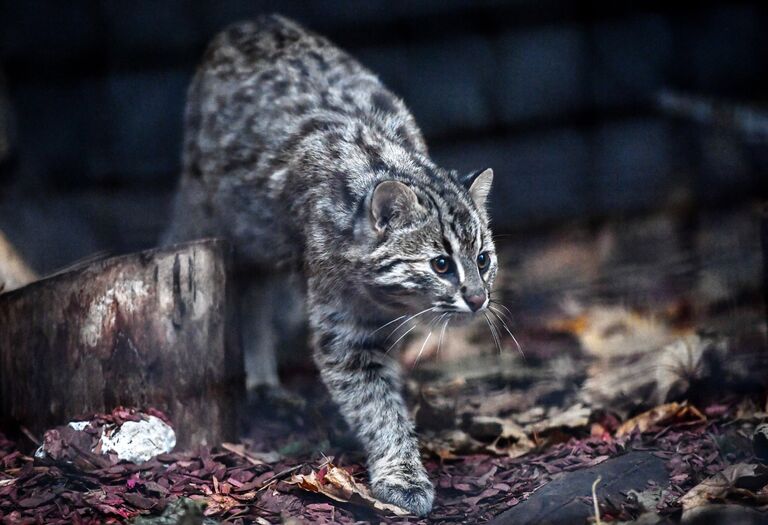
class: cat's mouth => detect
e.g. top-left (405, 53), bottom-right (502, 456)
top-left (437, 310), bottom-right (476, 326)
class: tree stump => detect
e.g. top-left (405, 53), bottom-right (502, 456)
top-left (0, 239), bottom-right (243, 448)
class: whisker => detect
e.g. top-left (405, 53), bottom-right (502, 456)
top-left (437, 314), bottom-right (451, 361)
top-left (489, 314), bottom-right (505, 356)
top-left (386, 324), bottom-right (418, 354)
top-left (385, 306), bottom-right (434, 341)
top-left (489, 300), bottom-right (514, 320)
top-left (412, 330), bottom-right (433, 370)
top-left (488, 306), bottom-right (525, 361)
top-left (483, 311), bottom-right (503, 355)
top-left (430, 312), bottom-right (447, 343)
top-left (426, 312), bottom-right (443, 330)
top-left (370, 314), bottom-right (408, 335)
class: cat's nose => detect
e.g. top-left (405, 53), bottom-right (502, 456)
top-left (463, 291), bottom-right (487, 312)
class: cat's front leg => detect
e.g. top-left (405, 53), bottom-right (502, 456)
top-left (312, 325), bottom-right (434, 516)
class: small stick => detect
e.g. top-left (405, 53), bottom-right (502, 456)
top-left (591, 475), bottom-right (603, 525)
top-left (19, 426), bottom-right (40, 446)
top-left (258, 464), bottom-right (304, 492)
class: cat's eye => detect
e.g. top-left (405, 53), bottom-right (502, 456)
top-left (477, 252), bottom-right (490, 272)
top-left (431, 256), bottom-right (451, 274)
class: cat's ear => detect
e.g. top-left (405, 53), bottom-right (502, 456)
top-left (462, 168), bottom-right (493, 209)
top-left (370, 180), bottom-right (422, 233)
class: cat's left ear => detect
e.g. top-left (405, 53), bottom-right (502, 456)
top-left (462, 168), bottom-right (493, 209)
top-left (370, 180), bottom-right (424, 233)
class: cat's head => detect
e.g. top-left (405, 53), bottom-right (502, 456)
top-left (364, 168), bottom-right (497, 317)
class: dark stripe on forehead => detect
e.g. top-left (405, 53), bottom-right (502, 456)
top-left (422, 191), bottom-right (451, 254)
top-left (450, 202), bottom-right (481, 247)
top-left (442, 238), bottom-right (453, 255)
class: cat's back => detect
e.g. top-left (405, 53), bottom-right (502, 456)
top-left (166, 15), bottom-right (426, 265)
top-left (186, 15), bottom-right (377, 173)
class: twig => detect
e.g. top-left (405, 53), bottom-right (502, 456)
top-left (591, 475), bottom-right (602, 525)
top-left (258, 464), bottom-right (304, 492)
top-left (19, 426), bottom-right (40, 446)
top-left (221, 442), bottom-right (266, 466)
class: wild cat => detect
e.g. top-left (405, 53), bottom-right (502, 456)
top-left (163, 15), bottom-right (497, 515)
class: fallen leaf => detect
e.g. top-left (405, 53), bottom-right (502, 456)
top-left (552, 305), bottom-right (676, 359)
top-left (465, 416), bottom-right (536, 458)
top-left (525, 403), bottom-right (592, 434)
top-left (123, 491), bottom-right (159, 510)
top-left (616, 402), bottom-right (705, 437)
top-left (486, 419), bottom-right (536, 458)
top-left (192, 493), bottom-right (240, 516)
top-left (680, 463), bottom-right (768, 513)
top-left (290, 461), bottom-right (410, 516)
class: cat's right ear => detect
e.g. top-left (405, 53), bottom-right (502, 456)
top-left (370, 180), bottom-right (421, 233)
top-left (461, 168), bottom-right (493, 209)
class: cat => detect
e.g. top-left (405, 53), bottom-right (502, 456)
top-left (163, 15), bottom-right (497, 515)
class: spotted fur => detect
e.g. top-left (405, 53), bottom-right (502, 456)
top-left (163, 15), bottom-right (497, 516)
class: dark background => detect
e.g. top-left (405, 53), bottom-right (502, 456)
top-left (1, 1), bottom-right (767, 274)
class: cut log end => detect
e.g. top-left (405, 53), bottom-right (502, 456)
top-left (0, 239), bottom-right (243, 448)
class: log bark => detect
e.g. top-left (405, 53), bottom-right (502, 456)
top-left (0, 239), bottom-right (243, 448)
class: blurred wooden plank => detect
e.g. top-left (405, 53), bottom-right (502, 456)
top-left (487, 451), bottom-right (668, 525)
top-left (0, 239), bottom-right (243, 448)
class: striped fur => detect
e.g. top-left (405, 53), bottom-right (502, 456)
top-left (163, 15), bottom-right (497, 516)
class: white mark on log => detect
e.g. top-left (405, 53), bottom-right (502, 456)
top-left (35, 416), bottom-right (175, 464)
top-left (80, 279), bottom-right (150, 347)
top-left (98, 415), bottom-right (176, 463)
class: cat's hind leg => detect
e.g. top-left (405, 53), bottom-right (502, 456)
top-left (240, 273), bottom-right (309, 395)
top-left (239, 276), bottom-right (280, 389)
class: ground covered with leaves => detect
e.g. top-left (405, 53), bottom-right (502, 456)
top-left (1, 402), bottom-right (767, 524)
top-left (1, 207), bottom-right (767, 524)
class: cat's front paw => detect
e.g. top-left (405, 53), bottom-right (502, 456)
top-left (372, 476), bottom-right (435, 517)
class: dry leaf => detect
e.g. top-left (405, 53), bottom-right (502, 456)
top-left (290, 461), bottom-right (410, 516)
top-left (525, 403), bottom-right (592, 435)
top-left (487, 423), bottom-right (535, 458)
top-left (467, 416), bottom-right (536, 458)
top-left (616, 402), bottom-right (705, 437)
top-left (552, 305), bottom-right (676, 359)
top-left (190, 493), bottom-right (240, 516)
top-left (420, 429), bottom-right (484, 460)
top-left (681, 464), bottom-right (768, 513)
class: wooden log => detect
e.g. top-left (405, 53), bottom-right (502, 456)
top-left (486, 451), bottom-right (669, 525)
top-left (0, 239), bottom-right (243, 448)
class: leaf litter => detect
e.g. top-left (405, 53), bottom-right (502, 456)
top-left (290, 458), bottom-right (410, 516)
top-left (2, 209), bottom-right (767, 523)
